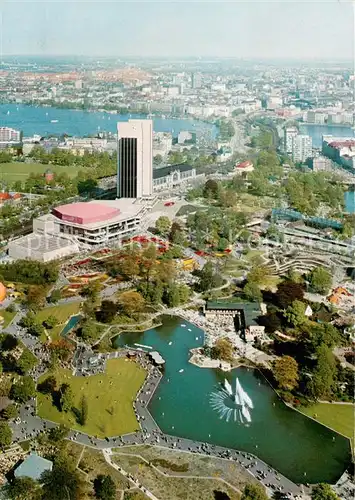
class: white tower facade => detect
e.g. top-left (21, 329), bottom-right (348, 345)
top-left (117, 119), bottom-right (153, 198)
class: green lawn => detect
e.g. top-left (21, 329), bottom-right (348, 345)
top-left (299, 403), bottom-right (354, 441)
top-left (37, 358), bottom-right (146, 437)
top-left (0, 162), bottom-right (80, 183)
top-left (0, 309), bottom-right (17, 328)
top-left (37, 302), bottom-right (81, 341)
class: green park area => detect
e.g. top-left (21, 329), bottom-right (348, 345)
top-left (37, 302), bottom-right (81, 342)
top-left (299, 403), bottom-right (354, 442)
top-left (0, 309), bottom-right (17, 328)
top-left (37, 358), bottom-right (146, 437)
top-left (0, 162), bottom-right (78, 183)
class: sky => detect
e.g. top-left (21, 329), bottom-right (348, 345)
top-left (0, 0), bottom-right (354, 60)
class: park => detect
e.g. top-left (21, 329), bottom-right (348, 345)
top-left (37, 358), bottom-right (146, 437)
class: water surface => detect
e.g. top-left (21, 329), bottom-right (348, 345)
top-left (114, 316), bottom-right (351, 484)
top-left (0, 104), bottom-right (217, 139)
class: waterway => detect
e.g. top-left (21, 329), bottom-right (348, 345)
top-left (113, 316), bottom-right (351, 485)
top-left (299, 124), bottom-right (354, 149)
top-left (345, 190), bottom-right (355, 214)
top-left (0, 104), bottom-right (217, 139)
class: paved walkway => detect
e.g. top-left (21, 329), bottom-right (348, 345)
top-left (103, 449), bottom-right (160, 500)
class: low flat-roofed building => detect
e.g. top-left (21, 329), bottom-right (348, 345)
top-left (8, 233), bottom-right (80, 262)
top-left (8, 198), bottom-right (155, 261)
top-left (14, 453), bottom-right (53, 481)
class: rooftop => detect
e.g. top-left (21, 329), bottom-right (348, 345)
top-left (153, 163), bottom-right (194, 179)
top-left (41, 199), bottom-right (147, 230)
top-left (53, 202), bottom-right (120, 225)
top-left (14, 453), bottom-right (53, 480)
top-left (206, 300), bottom-right (261, 326)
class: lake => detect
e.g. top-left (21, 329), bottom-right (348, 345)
top-left (299, 124), bottom-right (354, 149)
top-left (114, 316), bottom-right (351, 485)
top-left (0, 104), bottom-right (217, 139)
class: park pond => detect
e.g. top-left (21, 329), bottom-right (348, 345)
top-left (114, 315), bottom-right (352, 485)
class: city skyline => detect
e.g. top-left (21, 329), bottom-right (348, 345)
top-left (0, 0), bottom-right (354, 61)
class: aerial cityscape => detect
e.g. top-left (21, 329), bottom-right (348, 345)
top-left (0, 1), bottom-right (353, 500)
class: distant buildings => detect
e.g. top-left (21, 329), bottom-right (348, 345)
top-left (153, 132), bottom-right (172, 159)
top-left (283, 126), bottom-right (312, 163)
top-left (304, 109), bottom-right (354, 126)
top-left (234, 160), bottom-right (254, 175)
top-left (191, 72), bottom-right (202, 89)
top-left (292, 135), bottom-right (312, 163)
top-left (117, 119), bottom-right (153, 198)
top-left (322, 136), bottom-right (355, 169)
top-left (0, 126), bottom-right (21, 148)
top-left (284, 126), bottom-right (298, 154)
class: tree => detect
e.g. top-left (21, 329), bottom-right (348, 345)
top-left (265, 224), bottom-right (284, 243)
top-left (163, 284), bottom-right (181, 308)
top-left (59, 383), bottom-right (73, 412)
top-left (0, 421), bottom-right (12, 447)
top-left (243, 282), bottom-right (262, 302)
top-left (117, 291), bottom-right (145, 317)
top-left (273, 356), bottom-right (299, 391)
top-left (178, 284), bottom-right (190, 304)
top-left (77, 395), bottom-right (88, 426)
top-left (16, 349), bottom-right (38, 375)
top-left (47, 424), bottom-right (70, 444)
top-left (40, 455), bottom-right (85, 500)
top-left (1, 403), bottom-right (18, 420)
top-left (275, 281), bottom-right (304, 309)
top-left (37, 375), bottom-right (57, 395)
top-left (203, 179), bottom-right (220, 199)
top-left (48, 339), bottom-right (74, 363)
top-left (81, 280), bottom-right (101, 303)
top-left (94, 474), bottom-right (116, 500)
top-left (25, 284), bottom-right (47, 310)
top-left (311, 484), bottom-right (340, 500)
top-left (3, 477), bottom-right (41, 500)
top-left (258, 311), bottom-right (282, 333)
top-left (10, 376), bottom-right (36, 403)
top-left (155, 215), bottom-right (171, 236)
top-left (247, 264), bottom-right (272, 287)
top-left (284, 300), bottom-right (308, 328)
top-left (217, 237), bottom-right (229, 252)
top-left (308, 346), bottom-right (336, 400)
top-left (196, 262), bottom-right (223, 292)
top-left (210, 338), bottom-right (234, 362)
top-left (309, 267), bottom-right (332, 294)
top-left (153, 154), bottom-right (163, 165)
top-left (43, 315), bottom-right (59, 329)
top-left (80, 320), bottom-right (100, 342)
top-left (97, 300), bottom-right (118, 323)
top-left (169, 221), bottom-right (182, 242)
top-left (241, 483), bottom-right (268, 500)
top-left (49, 289), bottom-right (61, 303)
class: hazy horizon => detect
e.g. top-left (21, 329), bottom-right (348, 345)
top-left (0, 1), bottom-right (354, 61)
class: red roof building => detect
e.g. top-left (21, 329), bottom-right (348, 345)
top-left (53, 202), bottom-right (121, 225)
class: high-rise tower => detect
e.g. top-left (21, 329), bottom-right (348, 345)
top-left (117, 119), bottom-right (153, 198)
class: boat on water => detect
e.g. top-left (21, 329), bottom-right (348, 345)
top-left (50, 120), bottom-right (58, 123)
top-left (6, 111), bottom-right (10, 115)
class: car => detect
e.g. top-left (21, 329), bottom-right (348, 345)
top-left (164, 201), bottom-right (175, 207)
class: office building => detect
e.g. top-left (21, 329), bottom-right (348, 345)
top-left (117, 119), bottom-right (153, 198)
top-left (292, 135), bottom-right (312, 163)
top-left (284, 127), bottom-right (298, 154)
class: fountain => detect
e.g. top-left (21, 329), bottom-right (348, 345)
top-left (211, 378), bottom-right (254, 424)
